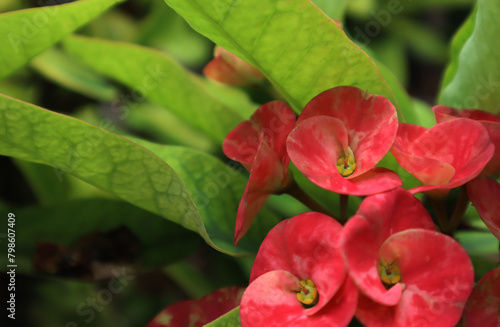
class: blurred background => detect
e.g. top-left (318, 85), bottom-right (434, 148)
top-left (0, 0), bottom-right (488, 326)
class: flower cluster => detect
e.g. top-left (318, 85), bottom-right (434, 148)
top-left (148, 82), bottom-right (499, 326)
top-left (240, 189), bottom-right (474, 326)
top-left (221, 85), bottom-right (499, 326)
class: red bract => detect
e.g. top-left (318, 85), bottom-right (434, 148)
top-left (146, 286), bottom-right (244, 327)
top-left (462, 267), bottom-right (500, 326)
top-left (467, 177), bottom-right (500, 240)
top-left (240, 212), bottom-right (358, 327)
top-left (391, 118), bottom-right (494, 197)
top-left (287, 86), bottom-right (401, 195)
top-left (341, 188), bottom-right (474, 327)
top-left (223, 101), bottom-right (296, 245)
top-left (433, 105), bottom-right (500, 176)
top-left (203, 46), bottom-right (265, 86)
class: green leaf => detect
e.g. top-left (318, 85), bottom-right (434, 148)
top-left (128, 136), bottom-right (280, 253)
top-left (199, 78), bottom-right (258, 119)
top-left (204, 307), bottom-right (241, 327)
top-left (63, 35), bottom-right (245, 143)
top-left (372, 39), bottom-right (408, 87)
top-left (31, 47), bottom-right (118, 102)
top-left (351, 44), bottom-right (416, 124)
top-left (125, 103), bottom-right (218, 153)
top-left (163, 0), bottom-right (399, 115)
top-left (0, 0), bottom-right (123, 80)
top-left (0, 198), bottom-right (200, 272)
top-left (138, 1), bottom-right (212, 68)
top-left (0, 94), bottom-right (277, 255)
top-left (375, 59), bottom-right (416, 124)
top-left (438, 0), bottom-right (500, 113)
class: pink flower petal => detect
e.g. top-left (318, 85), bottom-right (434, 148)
top-left (287, 116), bottom-right (349, 178)
top-left (356, 229), bottom-right (474, 327)
top-left (147, 286), bottom-right (244, 327)
top-left (467, 177), bottom-right (500, 240)
top-left (250, 212), bottom-right (347, 315)
top-left (223, 120), bottom-right (259, 166)
top-left (241, 270), bottom-right (303, 327)
top-left (392, 119), bottom-right (494, 196)
top-left (223, 101), bottom-right (296, 167)
top-left (249, 101), bottom-right (297, 163)
top-left (433, 105), bottom-right (500, 124)
top-left (306, 167), bottom-right (402, 196)
top-left (288, 116), bottom-right (402, 195)
top-left (341, 188), bottom-right (435, 306)
top-left (203, 46), bottom-right (264, 86)
top-left (297, 86), bottom-right (398, 174)
top-left (463, 267), bottom-right (500, 326)
top-left (203, 55), bottom-right (250, 86)
top-left (234, 139), bottom-right (285, 245)
top-left (480, 120), bottom-right (500, 175)
top-left (434, 105), bottom-right (500, 176)
top-left (241, 270), bottom-right (357, 327)
top-left (392, 143), bottom-right (456, 187)
top-left (342, 216), bottom-right (404, 306)
top-left (355, 188), bottom-right (436, 239)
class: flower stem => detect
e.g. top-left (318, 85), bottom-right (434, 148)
top-left (430, 197), bottom-right (449, 233)
top-left (447, 186), bottom-right (470, 236)
top-left (339, 194), bottom-right (349, 223)
top-left (285, 181), bottom-right (338, 220)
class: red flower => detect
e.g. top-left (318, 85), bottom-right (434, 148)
top-left (146, 286), bottom-right (244, 327)
top-left (467, 177), bottom-right (500, 240)
top-left (223, 101), bottom-right (296, 245)
top-left (287, 86), bottom-right (401, 195)
top-left (433, 105), bottom-right (500, 176)
top-left (341, 188), bottom-right (474, 327)
top-left (240, 212), bottom-right (358, 327)
top-left (462, 267), bottom-right (500, 326)
top-left (203, 46), bottom-right (265, 86)
top-left (391, 118), bottom-right (494, 197)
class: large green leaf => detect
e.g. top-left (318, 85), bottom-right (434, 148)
top-left (125, 103), bottom-right (218, 153)
top-left (204, 307), bottom-right (241, 327)
top-left (0, 94), bottom-right (277, 255)
top-left (438, 0), bottom-right (500, 113)
top-left (138, 1), bottom-right (213, 68)
top-left (127, 136), bottom-right (280, 253)
top-left (31, 47), bottom-right (118, 102)
top-left (0, 198), bottom-right (200, 273)
top-left (163, 0), bottom-right (399, 115)
top-left (0, 0), bottom-right (123, 81)
top-left (63, 35), bottom-right (245, 143)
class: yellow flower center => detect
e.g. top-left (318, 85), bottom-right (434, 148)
top-left (295, 279), bottom-right (319, 308)
top-left (378, 260), bottom-right (401, 287)
top-left (336, 147), bottom-right (356, 177)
